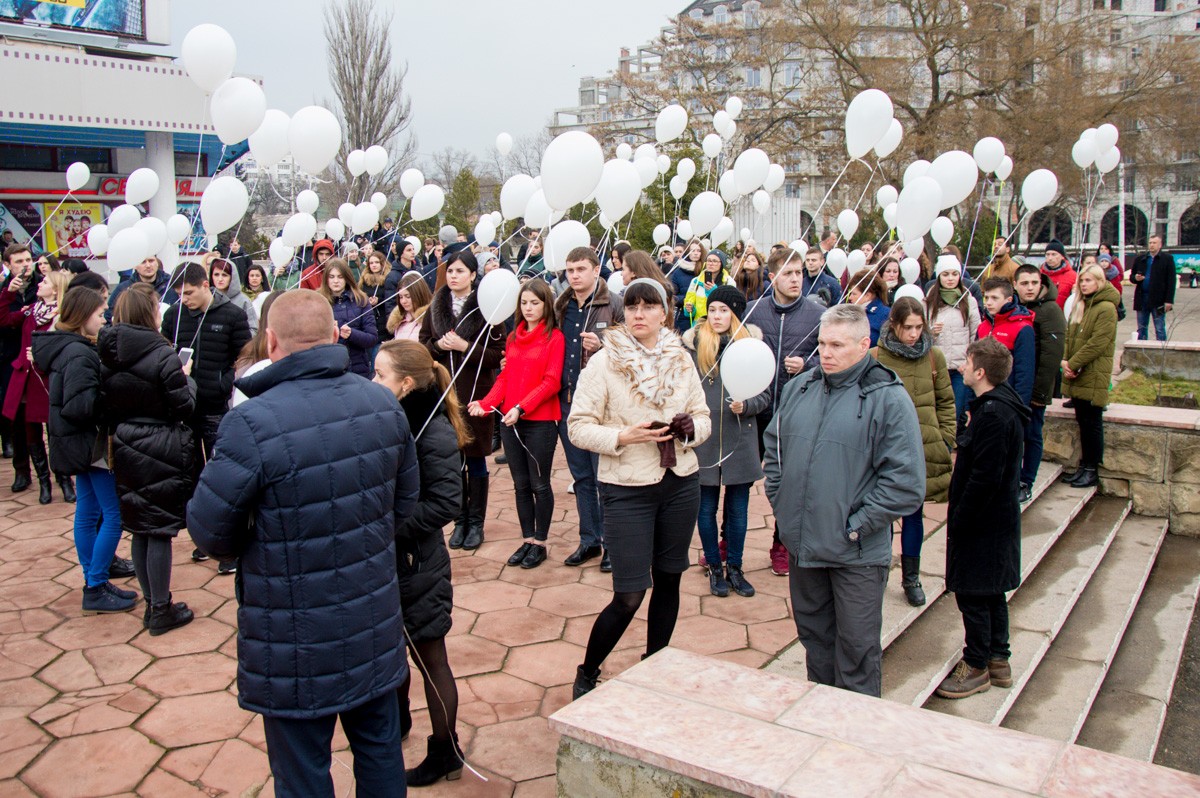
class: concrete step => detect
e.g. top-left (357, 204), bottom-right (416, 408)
top-left (1076, 534), bottom-right (1200, 761)
top-left (764, 465), bottom-right (1063, 682)
top-left (880, 482), bottom-right (1097, 707)
top-left (924, 497), bottom-right (1131, 725)
top-left (1002, 514), bottom-right (1168, 743)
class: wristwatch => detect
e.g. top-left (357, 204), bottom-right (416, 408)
top-left (514, 405), bottom-right (525, 417)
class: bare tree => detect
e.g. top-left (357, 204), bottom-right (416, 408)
top-left (320, 0), bottom-right (417, 213)
top-left (427, 147), bottom-right (478, 189)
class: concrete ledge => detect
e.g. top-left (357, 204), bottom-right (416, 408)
top-left (1121, 340), bottom-right (1200, 381)
top-left (1045, 400), bottom-right (1200, 431)
top-left (550, 648), bottom-right (1200, 797)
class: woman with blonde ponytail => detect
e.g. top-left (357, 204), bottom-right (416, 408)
top-left (372, 340), bottom-right (467, 786)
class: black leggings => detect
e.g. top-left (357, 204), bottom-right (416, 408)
top-left (10, 403), bottom-right (47, 477)
top-left (1073, 399), bottom-right (1105, 468)
top-left (131, 534), bottom-right (173, 607)
top-left (582, 569), bottom-right (682, 672)
top-left (398, 637), bottom-right (459, 743)
top-left (500, 420), bottom-right (557, 541)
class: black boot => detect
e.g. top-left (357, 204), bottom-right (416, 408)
top-left (1069, 466), bottom-right (1099, 488)
top-left (573, 664), bottom-right (600, 700)
top-left (58, 474), bottom-right (75, 504)
top-left (448, 473), bottom-right (468, 549)
top-left (10, 468), bottom-right (30, 493)
top-left (148, 600), bottom-right (194, 636)
top-left (30, 442), bottom-right (51, 505)
top-left (462, 475), bottom-right (488, 551)
top-left (2, 439), bottom-right (12, 458)
top-left (405, 734), bottom-right (463, 786)
top-left (399, 695), bottom-right (411, 742)
top-left (901, 555), bottom-right (926, 607)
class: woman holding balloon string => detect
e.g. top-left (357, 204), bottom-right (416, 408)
top-left (924, 254), bottom-right (981, 423)
top-left (683, 286), bottom-right (769, 599)
top-left (879, 258), bottom-right (902, 305)
top-left (421, 249), bottom-right (505, 552)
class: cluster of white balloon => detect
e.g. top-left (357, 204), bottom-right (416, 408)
top-left (1071, 123), bottom-right (1121, 174)
top-left (79, 166), bottom-right (198, 274)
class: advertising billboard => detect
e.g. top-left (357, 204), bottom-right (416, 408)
top-left (0, 0), bottom-right (145, 39)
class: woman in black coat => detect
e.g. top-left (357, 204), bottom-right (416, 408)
top-left (98, 283), bottom-right (197, 636)
top-left (373, 339), bottom-right (468, 786)
top-left (31, 288), bottom-right (137, 615)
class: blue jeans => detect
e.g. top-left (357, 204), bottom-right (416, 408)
top-left (74, 468), bottom-right (123, 588)
top-left (1021, 404), bottom-right (1046, 487)
top-left (1137, 307), bottom-right (1168, 341)
top-left (697, 483), bottom-right (751, 567)
top-left (900, 508), bottom-right (924, 558)
top-left (559, 397), bottom-right (604, 548)
top-left (949, 369), bottom-right (969, 421)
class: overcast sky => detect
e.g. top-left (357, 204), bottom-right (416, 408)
top-left (169, 0), bottom-right (682, 165)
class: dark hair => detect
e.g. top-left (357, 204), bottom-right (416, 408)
top-left (56, 288), bottom-right (105, 339)
top-left (3, 243), bottom-right (30, 264)
top-left (566, 246), bottom-right (599, 268)
top-left (966, 337), bottom-right (1012, 386)
top-left (445, 249), bottom-right (478, 274)
top-left (622, 250), bottom-right (670, 293)
top-left (68, 271), bottom-right (108, 293)
top-left (623, 279), bottom-right (668, 311)
top-left (113, 283), bottom-right (160, 329)
top-left (611, 241), bottom-right (632, 266)
top-left (982, 276), bottom-right (1014, 298)
top-left (515, 279), bottom-right (558, 335)
top-left (1097, 243), bottom-right (1113, 255)
top-left (244, 263), bottom-right (269, 288)
top-left (1014, 264), bottom-right (1041, 281)
top-left (888, 297), bottom-right (926, 331)
top-left (179, 262), bottom-right (209, 289)
top-left (37, 253), bottom-right (60, 271)
top-left (848, 268), bottom-right (886, 303)
top-left (62, 258), bottom-right (88, 274)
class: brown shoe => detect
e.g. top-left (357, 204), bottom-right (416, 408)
top-left (935, 659), bottom-right (991, 699)
top-left (988, 658), bottom-right (1013, 688)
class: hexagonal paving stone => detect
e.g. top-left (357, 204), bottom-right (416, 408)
top-left (43, 613), bottom-right (142, 651)
top-left (453, 581), bottom-right (533, 614)
top-left (131, 617), bottom-right (235, 659)
top-left (8, 503), bottom-right (76, 524)
top-left (134, 651), bottom-right (236, 698)
top-left (502, 640), bottom-right (585, 687)
top-left (83, 644), bottom-right (153, 686)
top-left (0, 717), bottom-right (48, 779)
top-left (527, 583), bottom-right (611, 618)
top-left (443, 634), bottom-right (508, 677)
top-left (468, 715), bottom-right (560, 782)
top-left (2, 518), bottom-right (69, 541)
top-left (669, 615), bottom-right (747, 655)
top-left (495, 561), bottom-right (583, 589)
top-left (699, 593), bottom-right (790, 625)
top-left (0, 676), bottom-right (57, 721)
top-left (748, 617), bottom-right (800, 657)
top-left (471, 607), bottom-right (564, 649)
top-left (0, 579), bottom-right (70, 612)
top-left (136, 690), bottom-right (252, 748)
top-left (196, 738), bottom-right (271, 796)
top-left (37, 649), bottom-right (103, 692)
top-left (561, 615), bottom-right (646, 651)
top-left (450, 556), bottom-right (505, 586)
top-left (21, 728), bottom-right (162, 798)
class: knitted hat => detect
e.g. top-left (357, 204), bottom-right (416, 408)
top-left (707, 285), bottom-right (747, 320)
top-left (934, 254), bottom-right (962, 277)
top-left (1046, 239), bottom-right (1066, 256)
top-left (1098, 253), bottom-right (1113, 264)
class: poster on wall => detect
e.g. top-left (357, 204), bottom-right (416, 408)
top-left (0, 0), bottom-right (146, 39)
top-left (0, 202), bottom-right (46, 254)
top-left (42, 202), bottom-right (102, 259)
top-left (176, 203), bottom-right (208, 256)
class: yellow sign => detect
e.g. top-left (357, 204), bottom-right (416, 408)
top-left (35, 0), bottom-right (88, 8)
top-left (42, 203), bottom-right (102, 259)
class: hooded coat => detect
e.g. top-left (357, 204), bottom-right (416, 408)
top-left (214, 263), bottom-right (259, 336)
top-left (161, 289), bottom-right (252, 416)
top-left (98, 324), bottom-right (197, 536)
top-left (1041, 261), bottom-right (1076, 310)
top-left (186, 344), bottom-right (419, 719)
top-left (31, 330), bottom-right (103, 475)
top-left (1063, 282), bottom-right (1120, 408)
top-left (926, 289), bottom-right (980, 372)
top-left (946, 381), bottom-right (1030, 595)
top-left (300, 239), bottom-right (335, 291)
top-left (106, 269), bottom-right (175, 322)
top-left (978, 299), bottom-right (1036, 407)
top-left (763, 355), bottom-right (926, 568)
top-left (683, 260), bottom-right (733, 325)
top-left (1022, 273), bottom-right (1068, 406)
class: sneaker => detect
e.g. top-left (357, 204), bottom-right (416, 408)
top-left (708, 563), bottom-right (729, 597)
top-left (191, 548), bottom-right (209, 562)
top-left (726, 564), bottom-right (755, 597)
top-left (82, 584), bottom-right (136, 615)
top-left (988, 658), bottom-right (1013, 688)
top-left (102, 581), bottom-right (138, 601)
top-left (109, 555), bottom-right (136, 579)
top-left (1018, 483), bottom-right (1033, 504)
top-left (935, 659), bottom-right (991, 699)
top-left (217, 560), bottom-right (237, 575)
top-left (769, 542), bottom-right (789, 576)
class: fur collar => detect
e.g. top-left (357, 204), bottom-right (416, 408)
top-left (429, 286), bottom-right (489, 342)
top-left (603, 325), bottom-right (691, 410)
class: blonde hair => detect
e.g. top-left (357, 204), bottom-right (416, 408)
top-left (377, 340), bottom-right (473, 448)
top-left (44, 270), bottom-right (72, 307)
top-left (360, 252), bottom-right (388, 288)
top-left (1070, 263), bottom-right (1109, 325)
top-left (319, 258), bottom-right (367, 306)
top-left (695, 307), bottom-right (753, 376)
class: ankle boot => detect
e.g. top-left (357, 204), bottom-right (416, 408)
top-left (405, 734), bottom-right (463, 786)
top-left (58, 474), bottom-right (75, 503)
top-left (448, 473), bottom-right (468, 549)
top-left (148, 600), bottom-right (194, 636)
top-left (30, 443), bottom-right (52, 505)
top-left (10, 467), bottom-right (30, 493)
top-left (573, 664), bottom-right (600, 700)
top-left (462, 475), bottom-right (488, 551)
top-left (1069, 466), bottom-right (1098, 488)
top-left (901, 555), bottom-right (926, 606)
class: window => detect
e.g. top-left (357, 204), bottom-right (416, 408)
top-left (174, 152), bottom-right (207, 175)
top-left (0, 144), bottom-right (112, 174)
top-left (1157, 201), bottom-right (1170, 219)
top-left (1110, 0), bottom-right (1121, 9)
top-left (1025, 5), bottom-right (1040, 25)
top-left (581, 89), bottom-right (596, 106)
top-left (886, 4), bottom-right (901, 25)
top-left (1093, 0), bottom-right (1105, 8)
top-left (785, 62), bottom-right (803, 86)
top-left (714, 4), bottom-right (729, 23)
top-left (746, 68), bottom-right (762, 88)
top-left (744, 0), bottom-right (761, 27)
top-left (690, 8), bottom-right (704, 19)
top-left (1110, 28), bottom-right (1122, 43)
top-left (1155, 0), bottom-right (1168, 10)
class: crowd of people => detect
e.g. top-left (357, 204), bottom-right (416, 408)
top-left (0, 215), bottom-right (1159, 796)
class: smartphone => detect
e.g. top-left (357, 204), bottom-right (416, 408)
top-left (179, 348), bottom-right (195, 369)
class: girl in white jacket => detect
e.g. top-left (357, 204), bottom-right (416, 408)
top-left (925, 255), bottom-right (980, 422)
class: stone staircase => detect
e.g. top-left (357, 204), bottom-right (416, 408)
top-left (765, 462), bottom-right (1200, 766)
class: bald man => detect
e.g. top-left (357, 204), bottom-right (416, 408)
top-left (188, 289), bottom-right (420, 796)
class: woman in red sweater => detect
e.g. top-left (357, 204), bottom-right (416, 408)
top-left (469, 279), bottom-right (564, 569)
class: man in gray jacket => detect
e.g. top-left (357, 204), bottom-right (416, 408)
top-left (763, 304), bottom-right (926, 697)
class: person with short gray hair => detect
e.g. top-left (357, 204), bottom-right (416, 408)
top-left (763, 302), bottom-right (925, 697)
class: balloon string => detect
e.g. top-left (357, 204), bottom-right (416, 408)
top-left (27, 193), bottom-right (72, 250)
top-left (413, 323), bottom-right (491, 442)
top-left (227, 171), bottom-right (263, 247)
top-left (961, 176), bottom-right (993, 273)
top-left (800, 158), bottom-right (854, 242)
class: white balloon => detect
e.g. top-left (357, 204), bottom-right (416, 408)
top-left (371, 192), bottom-right (388, 212)
top-left (490, 211), bottom-right (502, 226)
top-left (269, 238), bottom-right (295, 268)
top-left (107, 228), bottom-right (150, 272)
top-left (1071, 139), bottom-right (1095, 170)
top-left (347, 149), bottom-right (367, 177)
top-left (972, 137), bottom-right (1006, 174)
top-left (741, 227), bottom-right (752, 243)
top-left (635, 143), bottom-right (657, 162)
top-left (653, 224), bottom-right (671, 246)
top-left (874, 118), bottom-right (904, 159)
top-left (711, 217), bottom-right (734, 247)
top-left (288, 106), bottom-right (342, 175)
top-left (166, 214), bottom-right (191, 245)
top-left (903, 160), bottom-right (931, 187)
top-left (106, 203), bottom-right (141, 235)
top-left (231, 358), bottom-right (271, 407)
top-left (199, 176), bottom-right (249, 235)
top-left (1020, 169), bottom-right (1059, 211)
top-left (325, 218), bottom-right (346, 241)
top-left (725, 96), bottom-right (743, 121)
top-left (733, 148), bottom-right (770, 195)
top-left (1094, 123), bottom-right (1119, 154)
top-left (656, 154), bottom-right (671, 175)
top-left (248, 109), bottom-right (291, 169)
top-left (763, 163), bottom-right (785, 193)
top-left (718, 170), bottom-right (739, 203)
top-left (633, 157), bottom-right (659, 189)
top-left (895, 284), bottom-right (925, 303)
top-left (903, 237), bottom-right (925, 259)
top-left (400, 168), bottom-right (424, 199)
top-left (826, 248), bottom-right (848, 279)
top-left (124, 167), bottom-right (160, 205)
top-left (364, 145), bottom-right (388, 176)
top-left (500, 174), bottom-right (537, 221)
top-left (282, 213), bottom-right (317, 247)
top-left (411, 185), bottom-right (445, 222)
top-left (351, 202), bottom-right (379, 235)
top-left (714, 110), bottom-right (732, 136)
top-left (473, 217), bottom-right (497, 248)
top-left (616, 142), bottom-right (633, 161)
top-left (1080, 127), bottom-right (1097, 143)
top-left (837, 209), bottom-right (859, 241)
top-left (845, 89), bottom-right (894, 159)
top-left (477, 268), bottom-right (521, 324)
top-left (995, 156), bottom-right (1014, 182)
top-left (134, 217), bottom-right (167, 255)
top-left (296, 189), bottom-right (320, 215)
top-left (896, 176), bottom-right (943, 239)
top-left (607, 273), bottom-right (625, 295)
top-left (789, 240), bottom-right (808, 257)
top-left (180, 24), bottom-right (236, 93)
top-left (927, 150), bottom-right (978, 208)
top-left (883, 202), bottom-right (899, 229)
top-left (677, 220), bottom-right (694, 241)
top-left (655, 104), bottom-right (689, 143)
top-left (158, 242), bottom-right (180, 275)
top-left (523, 190), bottom-right (553, 229)
top-left (541, 131), bottom-right (604, 210)
top-left (899, 258), bottom-right (921, 286)
top-left (848, 250), bottom-right (867, 272)
top-left (1095, 146), bottom-right (1121, 175)
top-left (595, 159), bottom-right (642, 220)
top-left (876, 185), bottom-right (899, 208)
top-left (495, 132), bottom-right (514, 157)
top-left (930, 216), bottom-right (954, 248)
top-left (87, 224), bottom-right (110, 256)
top-left (66, 162), bottom-right (90, 192)
top-left (752, 190), bottom-right (771, 215)
top-left (677, 158), bottom-right (696, 181)
top-left (688, 191), bottom-right (725, 237)
top-left (721, 119), bottom-right (738, 141)
top-left (338, 202), bottom-right (356, 228)
top-left (211, 77), bottom-right (266, 145)
top-left (544, 220), bottom-right (592, 273)
top-left (669, 174), bottom-right (689, 200)
top-left (702, 134), bottom-right (723, 159)
top-left (720, 338), bottom-right (775, 401)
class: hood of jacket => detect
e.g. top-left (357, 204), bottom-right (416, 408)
top-left (1082, 281), bottom-right (1121, 311)
top-left (31, 329), bottom-right (92, 372)
top-left (236, 344), bottom-right (350, 399)
top-left (312, 238), bottom-right (335, 258)
top-left (97, 323), bottom-right (168, 370)
top-left (969, 381), bottom-right (1031, 425)
top-left (214, 259), bottom-right (245, 301)
top-left (987, 297), bottom-right (1034, 324)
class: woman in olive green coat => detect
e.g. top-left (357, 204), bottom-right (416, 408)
top-left (871, 297), bottom-right (956, 606)
top-left (1061, 264), bottom-right (1120, 488)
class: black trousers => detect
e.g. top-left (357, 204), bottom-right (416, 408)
top-left (261, 690), bottom-right (407, 798)
top-left (955, 593), bottom-right (1011, 670)
top-left (499, 419), bottom-right (558, 541)
top-left (1073, 400), bottom-right (1105, 468)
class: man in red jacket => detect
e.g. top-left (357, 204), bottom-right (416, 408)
top-left (300, 239), bottom-right (335, 291)
top-left (1040, 240), bottom-right (1075, 310)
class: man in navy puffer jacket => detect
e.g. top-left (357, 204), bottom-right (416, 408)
top-left (187, 290), bottom-right (419, 797)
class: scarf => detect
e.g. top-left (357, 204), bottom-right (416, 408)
top-left (939, 286), bottom-right (962, 306)
top-left (886, 279), bottom-right (898, 289)
top-left (604, 325), bottom-right (687, 410)
top-left (879, 325), bottom-right (933, 361)
top-left (30, 299), bottom-right (56, 328)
